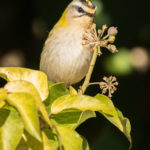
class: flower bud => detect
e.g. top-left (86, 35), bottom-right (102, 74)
top-left (108, 27), bottom-right (118, 36)
top-left (102, 24), bottom-right (107, 31)
top-left (108, 35), bottom-right (116, 43)
top-left (98, 29), bottom-right (102, 35)
top-left (107, 44), bottom-right (118, 53)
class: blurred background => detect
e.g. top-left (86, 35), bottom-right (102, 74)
top-left (0, 0), bottom-right (150, 149)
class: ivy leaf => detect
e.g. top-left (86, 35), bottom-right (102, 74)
top-left (44, 83), bottom-right (69, 113)
top-left (7, 92), bottom-right (41, 142)
top-left (0, 67), bottom-right (49, 100)
top-left (50, 110), bottom-right (81, 129)
top-left (95, 94), bottom-right (132, 149)
top-left (51, 95), bottom-right (114, 115)
top-left (77, 110), bottom-right (96, 127)
top-left (51, 94), bottom-right (132, 149)
top-left (116, 108), bottom-right (132, 149)
top-left (69, 86), bottom-right (78, 95)
top-left (0, 107), bottom-right (24, 150)
top-left (16, 131), bottom-right (43, 150)
top-left (42, 127), bottom-right (59, 150)
top-left (4, 80), bottom-right (52, 129)
top-left (56, 126), bottom-right (90, 150)
top-left (94, 94), bottom-right (123, 131)
top-left (51, 110), bottom-right (96, 129)
top-left (48, 81), bottom-right (55, 87)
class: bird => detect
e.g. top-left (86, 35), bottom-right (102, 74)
top-left (40, 0), bottom-right (96, 86)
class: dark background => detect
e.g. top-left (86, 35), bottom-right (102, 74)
top-left (0, 0), bottom-right (150, 149)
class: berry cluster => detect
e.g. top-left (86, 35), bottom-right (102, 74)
top-left (82, 23), bottom-right (118, 56)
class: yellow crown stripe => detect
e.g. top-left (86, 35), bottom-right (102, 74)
top-left (85, 0), bottom-right (93, 6)
top-left (83, 6), bottom-right (95, 14)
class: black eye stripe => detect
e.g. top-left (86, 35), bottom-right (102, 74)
top-left (78, 7), bottom-right (85, 13)
top-left (85, 12), bottom-right (94, 17)
top-left (72, 5), bottom-right (95, 18)
top-left (77, 12), bottom-right (94, 18)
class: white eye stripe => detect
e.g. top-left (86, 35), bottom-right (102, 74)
top-left (72, 1), bottom-right (84, 8)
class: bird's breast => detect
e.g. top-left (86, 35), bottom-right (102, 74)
top-left (40, 26), bottom-right (92, 85)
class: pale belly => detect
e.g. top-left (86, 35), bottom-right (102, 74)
top-left (40, 27), bottom-right (92, 85)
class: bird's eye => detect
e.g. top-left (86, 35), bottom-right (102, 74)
top-left (78, 7), bottom-right (84, 13)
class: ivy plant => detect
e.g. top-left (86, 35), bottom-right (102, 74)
top-left (0, 67), bottom-right (132, 150)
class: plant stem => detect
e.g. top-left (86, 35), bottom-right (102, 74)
top-left (78, 47), bottom-right (98, 94)
top-left (88, 82), bottom-right (100, 86)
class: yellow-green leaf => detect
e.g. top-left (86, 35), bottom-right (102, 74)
top-left (44, 83), bottom-right (69, 113)
top-left (7, 92), bottom-right (41, 142)
top-left (5, 80), bottom-right (52, 128)
top-left (69, 86), bottom-right (78, 95)
top-left (51, 95), bottom-right (114, 115)
top-left (51, 94), bottom-right (132, 149)
top-left (0, 107), bottom-right (24, 150)
top-left (42, 128), bottom-right (59, 150)
top-left (16, 131), bottom-right (43, 150)
top-left (51, 110), bottom-right (96, 129)
top-left (116, 108), bottom-right (132, 149)
top-left (0, 67), bottom-right (48, 100)
top-left (95, 94), bottom-right (132, 149)
top-left (77, 110), bottom-right (96, 127)
top-left (56, 126), bottom-right (90, 150)
top-left (95, 94), bottom-right (123, 131)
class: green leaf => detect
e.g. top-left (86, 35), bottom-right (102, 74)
top-left (7, 92), bottom-right (41, 142)
top-left (51, 94), bottom-right (114, 115)
top-left (48, 81), bottom-right (55, 87)
top-left (16, 131), bottom-right (43, 150)
top-left (42, 128), bottom-right (59, 150)
top-left (77, 110), bottom-right (96, 127)
top-left (81, 136), bottom-right (90, 150)
top-left (56, 126), bottom-right (90, 150)
top-left (116, 108), bottom-right (132, 149)
top-left (95, 94), bottom-right (123, 131)
top-left (51, 110), bottom-right (96, 129)
top-left (51, 110), bottom-right (81, 129)
top-left (44, 83), bottom-right (69, 113)
top-left (4, 80), bottom-right (52, 129)
top-left (0, 107), bottom-right (24, 150)
top-left (0, 67), bottom-right (49, 100)
top-left (51, 94), bottom-right (132, 149)
top-left (95, 94), bottom-right (132, 149)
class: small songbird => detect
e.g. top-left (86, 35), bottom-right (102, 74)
top-left (40, 0), bottom-right (96, 86)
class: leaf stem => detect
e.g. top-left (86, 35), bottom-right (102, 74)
top-left (78, 47), bottom-right (98, 94)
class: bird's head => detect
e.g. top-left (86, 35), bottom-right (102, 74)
top-left (56, 0), bottom-right (96, 29)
